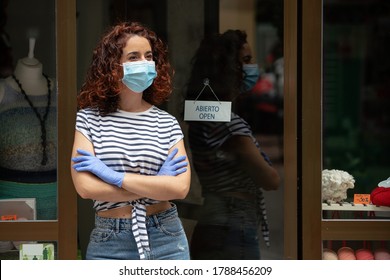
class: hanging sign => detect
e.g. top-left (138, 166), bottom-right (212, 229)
top-left (184, 78), bottom-right (231, 122)
top-left (184, 100), bottom-right (231, 122)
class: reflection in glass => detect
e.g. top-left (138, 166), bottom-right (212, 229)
top-left (185, 30), bottom-right (280, 260)
top-left (0, 0), bottom-right (57, 221)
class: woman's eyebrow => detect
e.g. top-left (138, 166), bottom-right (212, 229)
top-left (125, 50), bottom-right (152, 56)
top-left (242, 54), bottom-right (252, 60)
top-left (125, 51), bottom-right (140, 56)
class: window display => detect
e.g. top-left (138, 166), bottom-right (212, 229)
top-left (0, 0), bottom-right (57, 222)
top-left (0, 38), bottom-right (57, 221)
top-left (0, 0), bottom-right (77, 260)
top-left (323, 0), bottom-right (390, 201)
top-left (321, 0), bottom-right (390, 260)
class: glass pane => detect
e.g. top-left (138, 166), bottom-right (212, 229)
top-left (322, 0), bottom-right (390, 219)
top-left (75, 0), bottom-right (283, 260)
top-left (0, 0), bottom-right (57, 221)
top-left (186, 0), bottom-right (284, 260)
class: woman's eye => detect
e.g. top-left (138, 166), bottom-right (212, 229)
top-left (241, 55), bottom-right (252, 64)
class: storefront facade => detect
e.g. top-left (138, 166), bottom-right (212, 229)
top-left (0, 0), bottom-right (389, 260)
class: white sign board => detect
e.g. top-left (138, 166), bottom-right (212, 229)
top-left (184, 100), bottom-right (231, 122)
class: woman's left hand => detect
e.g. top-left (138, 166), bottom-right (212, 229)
top-left (157, 148), bottom-right (188, 176)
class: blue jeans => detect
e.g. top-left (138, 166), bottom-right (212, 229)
top-left (86, 203), bottom-right (190, 260)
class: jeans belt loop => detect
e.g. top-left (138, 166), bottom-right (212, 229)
top-left (115, 219), bottom-right (120, 233)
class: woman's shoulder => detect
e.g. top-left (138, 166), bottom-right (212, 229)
top-left (76, 107), bottom-right (101, 121)
top-left (151, 106), bottom-right (177, 120)
top-left (77, 107), bottom-right (99, 115)
top-left (230, 113), bottom-right (251, 128)
top-left (214, 113), bottom-right (253, 138)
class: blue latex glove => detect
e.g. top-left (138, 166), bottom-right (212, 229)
top-left (158, 148), bottom-right (188, 176)
top-left (72, 149), bottom-right (124, 188)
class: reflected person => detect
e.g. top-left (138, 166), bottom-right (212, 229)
top-left (185, 30), bottom-right (280, 259)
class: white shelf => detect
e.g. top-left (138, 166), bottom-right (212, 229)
top-left (322, 202), bottom-right (390, 212)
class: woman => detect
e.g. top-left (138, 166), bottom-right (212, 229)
top-left (185, 30), bottom-right (280, 259)
top-left (71, 22), bottom-right (191, 260)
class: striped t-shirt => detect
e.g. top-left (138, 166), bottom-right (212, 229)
top-left (75, 106), bottom-right (183, 258)
top-left (188, 113), bottom-right (271, 246)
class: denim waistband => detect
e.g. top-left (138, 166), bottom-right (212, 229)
top-left (147, 203), bottom-right (178, 227)
top-left (94, 203), bottom-right (178, 231)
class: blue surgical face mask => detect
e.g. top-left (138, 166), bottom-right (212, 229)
top-left (122, 60), bottom-right (157, 93)
top-left (241, 63), bottom-right (260, 92)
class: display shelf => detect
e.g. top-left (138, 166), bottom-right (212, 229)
top-left (321, 201), bottom-right (390, 241)
top-left (322, 220), bottom-right (390, 240)
top-left (322, 202), bottom-right (390, 212)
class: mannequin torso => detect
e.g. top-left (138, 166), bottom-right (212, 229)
top-left (0, 58), bottom-right (54, 103)
top-left (10, 58), bottom-right (48, 94)
top-left (0, 56), bottom-right (57, 173)
top-left (0, 37), bottom-right (54, 102)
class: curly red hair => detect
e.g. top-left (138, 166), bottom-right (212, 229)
top-left (77, 21), bottom-right (173, 114)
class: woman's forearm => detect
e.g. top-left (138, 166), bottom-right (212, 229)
top-left (120, 171), bottom-right (191, 201)
top-left (71, 165), bottom-right (142, 202)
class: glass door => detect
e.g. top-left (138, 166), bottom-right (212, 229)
top-left (75, 0), bottom-right (285, 260)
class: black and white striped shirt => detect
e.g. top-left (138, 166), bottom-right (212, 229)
top-left (188, 113), bottom-right (271, 246)
top-left (76, 106), bottom-right (183, 258)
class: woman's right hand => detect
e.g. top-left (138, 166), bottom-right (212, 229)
top-left (72, 149), bottom-right (124, 188)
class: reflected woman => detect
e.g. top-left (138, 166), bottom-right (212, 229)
top-left (185, 30), bottom-right (280, 259)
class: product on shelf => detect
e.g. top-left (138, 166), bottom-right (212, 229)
top-left (374, 248), bottom-right (390, 260)
top-left (337, 246), bottom-right (356, 260)
top-left (370, 177), bottom-right (390, 207)
top-left (323, 248), bottom-right (338, 260)
top-left (322, 169), bottom-right (355, 203)
top-left (355, 248), bottom-right (374, 260)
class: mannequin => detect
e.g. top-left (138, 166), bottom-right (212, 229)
top-left (0, 38), bottom-right (53, 102)
top-left (0, 38), bottom-right (57, 220)
top-left (0, 38), bottom-right (54, 103)
top-left (11, 55), bottom-right (48, 96)
top-left (0, 37), bottom-right (56, 171)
